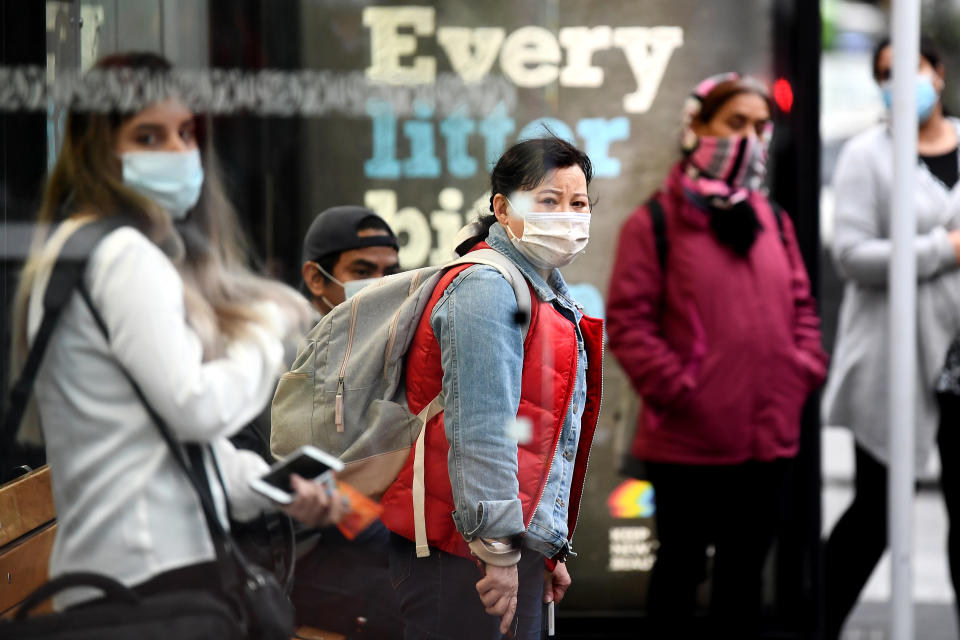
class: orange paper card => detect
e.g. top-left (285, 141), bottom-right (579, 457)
top-left (335, 480), bottom-right (384, 540)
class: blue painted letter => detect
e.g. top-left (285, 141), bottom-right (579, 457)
top-left (478, 102), bottom-right (515, 171)
top-left (577, 117), bottom-right (629, 178)
top-left (364, 99), bottom-right (400, 179)
top-left (439, 104), bottom-right (477, 179)
top-left (402, 101), bottom-right (441, 178)
top-left (363, 98), bottom-right (400, 180)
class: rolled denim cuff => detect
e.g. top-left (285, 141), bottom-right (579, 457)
top-left (459, 498), bottom-right (524, 540)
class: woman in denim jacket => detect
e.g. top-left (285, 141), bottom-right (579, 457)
top-left (380, 137), bottom-right (605, 639)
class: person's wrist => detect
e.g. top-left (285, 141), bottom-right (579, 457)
top-left (468, 537), bottom-right (521, 567)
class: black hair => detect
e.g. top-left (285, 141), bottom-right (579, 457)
top-left (458, 136), bottom-right (592, 254)
top-left (696, 77), bottom-right (771, 126)
top-left (315, 254), bottom-right (339, 285)
top-left (315, 215), bottom-right (394, 284)
top-left (95, 51), bottom-right (172, 72)
top-left (872, 36), bottom-right (943, 82)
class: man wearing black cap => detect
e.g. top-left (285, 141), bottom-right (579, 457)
top-left (301, 206), bottom-right (400, 314)
top-left (291, 205), bottom-right (404, 637)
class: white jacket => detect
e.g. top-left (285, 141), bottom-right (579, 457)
top-left (823, 120), bottom-right (960, 472)
top-left (26, 221), bottom-right (282, 609)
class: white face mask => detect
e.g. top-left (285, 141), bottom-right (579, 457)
top-left (505, 198), bottom-right (591, 270)
top-left (121, 149), bottom-right (204, 220)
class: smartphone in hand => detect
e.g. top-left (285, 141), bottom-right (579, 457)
top-left (248, 445), bottom-right (344, 504)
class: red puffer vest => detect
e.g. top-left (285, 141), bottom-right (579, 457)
top-left (380, 243), bottom-right (604, 560)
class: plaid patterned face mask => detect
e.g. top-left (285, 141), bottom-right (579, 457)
top-left (680, 72), bottom-right (773, 204)
top-left (687, 131), bottom-right (769, 195)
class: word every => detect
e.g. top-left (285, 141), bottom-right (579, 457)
top-left (363, 7), bottom-right (684, 113)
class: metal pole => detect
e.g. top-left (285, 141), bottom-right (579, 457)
top-left (889, 2), bottom-right (919, 639)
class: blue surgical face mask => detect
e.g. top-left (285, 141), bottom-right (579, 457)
top-left (121, 149), bottom-right (204, 219)
top-left (881, 74), bottom-right (939, 125)
top-left (344, 277), bottom-right (383, 300)
top-left (308, 263), bottom-right (386, 309)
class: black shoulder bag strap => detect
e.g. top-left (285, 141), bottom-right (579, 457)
top-left (74, 281), bottom-right (254, 593)
top-left (1, 217), bottom-right (128, 466)
top-left (647, 195), bottom-right (669, 272)
top-left (769, 200), bottom-right (788, 247)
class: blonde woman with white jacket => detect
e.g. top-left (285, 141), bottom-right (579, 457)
top-left (9, 52), bottom-right (340, 610)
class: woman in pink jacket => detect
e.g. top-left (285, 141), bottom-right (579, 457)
top-left (606, 73), bottom-right (827, 639)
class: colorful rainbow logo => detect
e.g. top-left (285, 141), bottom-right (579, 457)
top-left (607, 479), bottom-right (656, 518)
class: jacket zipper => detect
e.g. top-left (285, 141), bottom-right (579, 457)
top-left (383, 270), bottom-right (424, 378)
top-left (525, 344), bottom-right (578, 531)
top-left (335, 297), bottom-right (361, 432)
top-left (568, 340), bottom-right (603, 545)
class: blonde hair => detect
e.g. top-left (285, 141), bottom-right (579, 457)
top-left (11, 54), bottom-right (311, 425)
top-left (172, 151), bottom-right (313, 357)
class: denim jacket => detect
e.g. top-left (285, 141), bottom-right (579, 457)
top-left (429, 223), bottom-right (589, 558)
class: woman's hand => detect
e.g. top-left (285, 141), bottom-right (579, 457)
top-left (949, 229), bottom-right (960, 264)
top-left (476, 563), bottom-right (519, 635)
top-left (280, 473), bottom-right (345, 528)
top-left (543, 562), bottom-right (572, 604)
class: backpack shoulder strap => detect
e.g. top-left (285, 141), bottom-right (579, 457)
top-left (647, 195), bottom-right (668, 272)
top-left (2, 217), bottom-right (128, 452)
top-left (445, 249), bottom-right (533, 340)
top-left (769, 200), bottom-right (787, 247)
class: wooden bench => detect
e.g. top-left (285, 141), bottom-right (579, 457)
top-left (0, 466), bottom-right (346, 638)
top-left (0, 466), bottom-right (56, 619)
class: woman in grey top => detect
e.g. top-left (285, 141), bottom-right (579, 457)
top-left (822, 37), bottom-right (960, 638)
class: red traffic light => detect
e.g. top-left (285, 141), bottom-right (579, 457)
top-left (773, 77), bottom-right (794, 114)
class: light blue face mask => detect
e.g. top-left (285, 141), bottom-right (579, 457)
top-left (881, 74), bottom-right (939, 125)
top-left (308, 263), bottom-right (383, 310)
top-left (121, 149), bottom-right (204, 219)
top-left (344, 277), bottom-right (382, 300)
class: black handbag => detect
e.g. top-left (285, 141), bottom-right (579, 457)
top-left (229, 412), bottom-right (297, 591)
top-left (0, 218), bottom-right (294, 639)
top-left (5, 573), bottom-right (245, 639)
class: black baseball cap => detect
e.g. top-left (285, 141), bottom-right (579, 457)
top-left (301, 206), bottom-right (399, 264)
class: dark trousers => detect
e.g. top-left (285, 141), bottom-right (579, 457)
top-left (824, 394), bottom-right (960, 640)
top-left (291, 520), bottom-right (403, 638)
top-left (942, 395), bottom-right (960, 630)
top-left (388, 532), bottom-right (545, 640)
top-left (644, 459), bottom-right (791, 640)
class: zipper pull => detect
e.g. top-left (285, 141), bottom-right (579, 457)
top-left (335, 377), bottom-right (344, 432)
